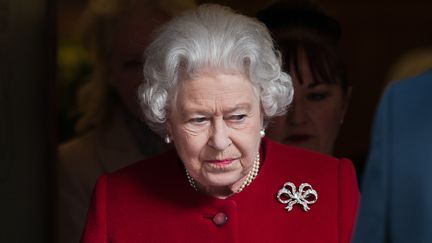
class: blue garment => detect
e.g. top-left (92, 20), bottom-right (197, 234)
top-left (354, 70), bottom-right (432, 243)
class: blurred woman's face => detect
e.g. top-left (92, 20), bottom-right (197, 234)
top-left (267, 53), bottom-right (350, 155)
top-left (109, 7), bottom-right (169, 117)
top-left (167, 72), bottom-right (263, 198)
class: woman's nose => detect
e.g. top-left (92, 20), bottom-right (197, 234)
top-left (208, 120), bottom-right (231, 150)
top-left (287, 98), bottom-right (307, 126)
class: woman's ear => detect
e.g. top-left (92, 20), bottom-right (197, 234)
top-left (340, 86), bottom-right (353, 124)
top-left (165, 106), bottom-right (174, 136)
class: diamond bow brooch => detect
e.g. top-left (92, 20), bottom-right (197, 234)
top-left (276, 182), bottom-right (318, 212)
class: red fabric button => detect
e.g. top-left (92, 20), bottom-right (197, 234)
top-left (212, 212), bottom-right (228, 226)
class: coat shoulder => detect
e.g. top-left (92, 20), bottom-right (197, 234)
top-left (264, 138), bottom-right (350, 173)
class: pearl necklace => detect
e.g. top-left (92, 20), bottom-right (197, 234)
top-left (185, 152), bottom-right (261, 193)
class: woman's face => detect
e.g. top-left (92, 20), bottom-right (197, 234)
top-left (167, 72), bottom-right (263, 197)
top-left (109, 7), bottom-right (169, 117)
top-left (267, 53), bottom-right (350, 155)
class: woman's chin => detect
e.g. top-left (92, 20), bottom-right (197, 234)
top-left (202, 171), bottom-right (243, 189)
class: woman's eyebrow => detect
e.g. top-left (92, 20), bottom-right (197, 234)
top-left (224, 103), bottom-right (252, 113)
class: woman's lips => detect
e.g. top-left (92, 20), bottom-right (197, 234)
top-left (284, 134), bottom-right (313, 143)
top-left (206, 158), bottom-right (236, 165)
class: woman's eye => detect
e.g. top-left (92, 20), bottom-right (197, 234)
top-left (306, 92), bottom-right (328, 101)
top-left (190, 117), bottom-right (208, 124)
top-left (229, 114), bottom-right (247, 122)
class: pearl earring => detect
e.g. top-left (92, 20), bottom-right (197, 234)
top-left (164, 135), bottom-right (171, 144)
top-left (260, 129), bottom-right (265, 138)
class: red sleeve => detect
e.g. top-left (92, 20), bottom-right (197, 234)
top-left (338, 158), bottom-right (360, 243)
top-left (80, 175), bottom-right (108, 243)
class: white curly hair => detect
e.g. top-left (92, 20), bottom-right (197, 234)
top-left (139, 4), bottom-right (294, 136)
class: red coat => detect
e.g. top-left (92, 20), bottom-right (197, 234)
top-left (81, 138), bottom-right (359, 242)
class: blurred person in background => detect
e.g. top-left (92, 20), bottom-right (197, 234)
top-left (385, 46), bottom-right (432, 85)
top-left (257, 0), bottom-right (352, 155)
top-left (57, 0), bottom-right (195, 242)
top-left (354, 69), bottom-right (432, 243)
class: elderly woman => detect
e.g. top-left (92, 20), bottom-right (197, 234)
top-left (81, 4), bottom-right (359, 242)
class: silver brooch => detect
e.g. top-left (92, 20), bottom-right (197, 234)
top-left (276, 182), bottom-right (318, 212)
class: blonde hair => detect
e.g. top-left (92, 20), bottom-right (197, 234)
top-left (76, 0), bottom-right (196, 133)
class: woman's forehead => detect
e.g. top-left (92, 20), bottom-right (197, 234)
top-left (178, 101), bottom-right (253, 114)
top-left (174, 73), bottom-right (259, 110)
